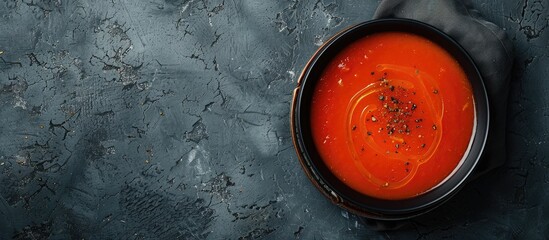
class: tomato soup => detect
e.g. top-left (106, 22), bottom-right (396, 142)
top-left (310, 32), bottom-right (475, 200)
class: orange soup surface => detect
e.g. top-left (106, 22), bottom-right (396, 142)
top-left (310, 32), bottom-right (475, 200)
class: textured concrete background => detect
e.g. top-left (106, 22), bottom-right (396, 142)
top-left (0, 0), bottom-right (547, 239)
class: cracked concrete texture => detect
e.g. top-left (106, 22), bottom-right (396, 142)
top-left (0, 0), bottom-right (547, 239)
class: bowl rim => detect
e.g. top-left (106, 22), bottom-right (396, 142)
top-left (290, 18), bottom-right (490, 220)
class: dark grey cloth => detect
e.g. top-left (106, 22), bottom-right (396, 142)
top-left (374, 0), bottom-right (514, 176)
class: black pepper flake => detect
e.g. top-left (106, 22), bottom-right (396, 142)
top-left (432, 124), bottom-right (437, 130)
top-left (367, 131), bottom-right (372, 136)
top-left (415, 119), bottom-right (423, 123)
top-left (389, 85), bottom-right (395, 91)
top-left (352, 125), bottom-right (357, 131)
top-left (395, 144), bottom-right (400, 149)
top-left (371, 71), bottom-right (375, 75)
top-left (433, 89), bottom-right (439, 94)
top-left (405, 161), bottom-right (410, 165)
top-left (391, 97), bottom-right (399, 103)
top-left (406, 168), bottom-right (410, 172)
top-left (379, 95), bottom-right (385, 101)
top-left (361, 146), bottom-right (365, 151)
top-left (421, 143), bottom-right (426, 148)
top-left (411, 104), bottom-right (417, 111)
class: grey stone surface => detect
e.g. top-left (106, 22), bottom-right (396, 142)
top-left (0, 0), bottom-right (547, 239)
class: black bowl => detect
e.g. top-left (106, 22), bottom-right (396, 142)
top-left (290, 19), bottom-right (489, 220)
